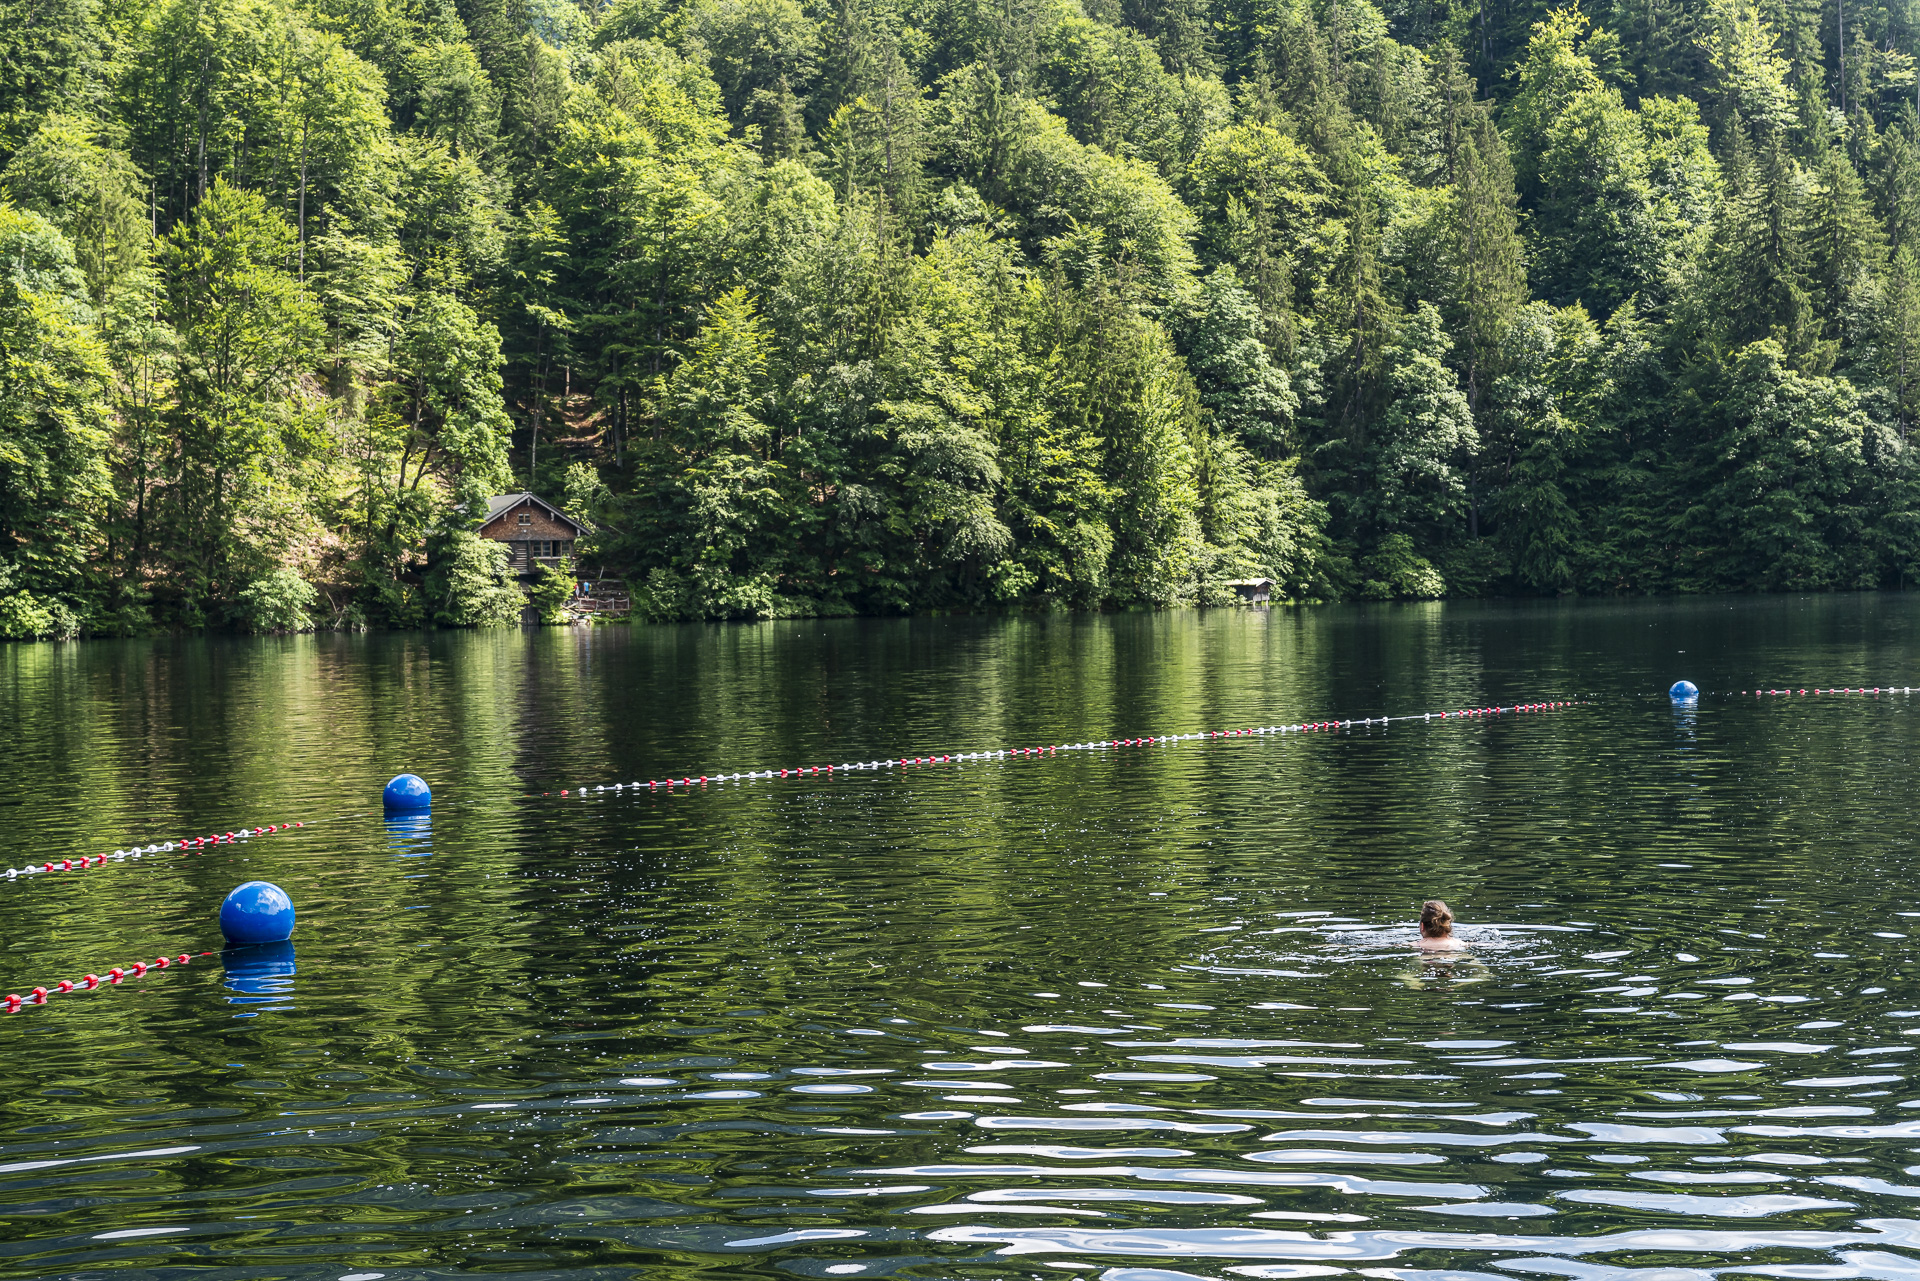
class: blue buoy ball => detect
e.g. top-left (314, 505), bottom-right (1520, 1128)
top-left (219, 881), bottom-right (295, 945)
top-left (383, 773), bottom-right (431, 812)
top-left (1669, 679), bottom-right (1699, 701)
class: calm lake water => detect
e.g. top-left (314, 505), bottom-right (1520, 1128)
top-left (5, 596), bottom-right (1920, 1281)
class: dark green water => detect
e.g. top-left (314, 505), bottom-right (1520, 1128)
top-left (5, 596), bottom-right (1920, 1281)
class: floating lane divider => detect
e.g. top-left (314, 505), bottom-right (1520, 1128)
top-left (540, 701), bottom-right (1590, 796)
top-left (3, 821), bottom-right (308, 882)
top-left (6, 881), bottom-right (294, 1014)
top-left (1664, 686), bottom-right (1916, 696)
top-left (5, 882), bottom-right (297, 1014)
top-left (4, 950), bottom-right (215, 1012)
top-left (1737, 686), bottom-right (1916, 695)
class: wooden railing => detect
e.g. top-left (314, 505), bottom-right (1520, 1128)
top-left (565, 583), bottom-right (632, 617)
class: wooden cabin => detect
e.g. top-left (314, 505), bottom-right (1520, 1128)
top-left (1224, 577), bottom-right (1274, 604)
top-left (478, 493), bottom-right (590, 576)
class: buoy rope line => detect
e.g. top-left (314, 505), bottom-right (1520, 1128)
top-left (3, 821), bottom-right (307, 883)
top-left (1733, 687), bottom-right (1915, 696)
top-left (538, 701), bottom-right (1591, 796)
top-left (4, 950), bottom-right (215, 1012)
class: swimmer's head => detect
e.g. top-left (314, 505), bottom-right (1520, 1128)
top-left (1419, 900), bottom-right (1454, 938)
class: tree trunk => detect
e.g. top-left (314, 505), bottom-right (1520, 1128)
top-left (1837, 0), bottom-right (1846, 115)
top-left (298, 117), bottom-right (309, 281)
top-left (196, 51), bottom-right (211, 202)
top-left (531, 332), bottom-right (545, 482)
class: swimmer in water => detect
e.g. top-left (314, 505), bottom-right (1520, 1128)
top-left (1417, 899), bottom-right (1464, 950)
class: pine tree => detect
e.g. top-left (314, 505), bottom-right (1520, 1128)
top-left (1710, 121), bottom-right (1820, 363)
top-left (1805, 142), bottom-right (1885, 352)
top-left (1884, 243), bottom-right (1920, 437)
top-left (1447, 112), bottom-right (1528, 415)
top-left (1875, 111), bottom-right (1920, 256)
top-left (1324, 189), bottom-right (1393, 457)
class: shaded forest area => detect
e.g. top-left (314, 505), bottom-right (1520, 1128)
top-left (2, 0), bottom-right (1919, 634)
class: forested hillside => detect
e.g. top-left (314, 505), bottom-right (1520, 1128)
top-left (1, 0), bottom-right (1917, 633)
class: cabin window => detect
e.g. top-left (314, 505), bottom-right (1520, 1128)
top-left (506, 538), bottom-right (574, 561)
top-left (517, 512), bottom-right (531, 525)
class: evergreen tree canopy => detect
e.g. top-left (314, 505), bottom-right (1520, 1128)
top-left (0, 0), bottom-right (1917, 636)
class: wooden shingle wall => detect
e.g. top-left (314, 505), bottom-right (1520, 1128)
top-left (479, 501), bottom-right (577, 542)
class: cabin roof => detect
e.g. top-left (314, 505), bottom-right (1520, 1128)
top-left (481, 493), bottom-right (590, 535)
top-left (1224, 577), bottom-right (1274, 588)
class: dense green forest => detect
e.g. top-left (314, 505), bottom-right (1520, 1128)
top-left (1, 0), bottom-right (1918, 633)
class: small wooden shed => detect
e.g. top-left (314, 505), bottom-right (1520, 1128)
top-left (1225, 577), bottom-right (1275, 604)
top-left (478, 493), bottom-right (590, 576)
